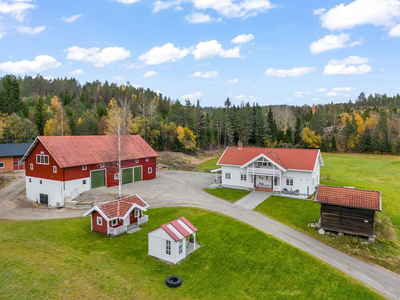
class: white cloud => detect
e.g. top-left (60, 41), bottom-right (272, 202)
top-left (114, 0), bottom-right (140, 4)
top-left (318, 0), bottom-right (400, 31)
top-left (316, 88), bottom-right (326, 92)
top-left (236, 95), bottom-right (246, 99)
top-left (389, 24), bottom-right (400, 36)
top-left (181, 91), bottom-right (204, 100)
top-left (17, 25), bottom-right (45, 34)
top-left (312, 97), bottom-right (318, 101)
top-left (190, 71), bottom-right (219, 78)
top-left (132, 84), bottom-right (141, 88)
top-left (306, 91), bottom-right (312, 94)
top-left (309, 33), bottom-right (361, 54)
top-left (69, 69), bottom-right (84, 75)
top-left (332, 87), bottom-right (354, 92)
top-left (185, 12), bottom-right (215, 24)
top-left (155, 90), bottom-right (162, 95)
top-left (0, 32), bottom-right (6, 39)
top-left (112, 76), bottom-right (123, 81)
top-left (153, 0), bottom-right (182, 13)
top-left (294, 92), bottom-right (304, 98)
top-left (327, 92), bottom-right (338, 96)
top-left (0, 0), bottom-right (36, 21)
top-left (174, 6), bottom-right (183, 11)
top-left (229, 78), bottom-right (238, 83)
top-left (313, 8), bottom-right (326, 15)
top-left (65, 46), bottom-right (130, 67)
top-left (192, 40), bottom-right (241, 59)
top-left (0, 55), bottom-right (61, 74)
top-left (138, 43), bottom-right (189, 65)
top-left (62, 14), bottom-right (82, 23)
top-left (231, 34), bottom-right (254, 44)
top-left (43, 76), bottom-right (55, 81)
top-left (323, 55), bottom-right (371, 75)
top-left (265, 66), bottom-right (316, 77)
top-left (397, 87), bottom-right (400, 90)
top-left (143, 71), bottom-right (157, 78)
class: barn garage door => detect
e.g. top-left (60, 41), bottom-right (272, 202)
top-left (91, 170), bottom-right (105, 189)
top-left (134, 166), bottom-right (142, 182)
top-left (122, 168), bottom-right (133, 184)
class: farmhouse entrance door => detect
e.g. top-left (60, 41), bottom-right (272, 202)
top-left (39, 193), bottom-right (48, 206)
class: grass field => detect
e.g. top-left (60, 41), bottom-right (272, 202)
top-left (203, 187), bottom-right (250, 202)
top-left (197, 157), bottom-right (220, 171)
top-left (255, 153), bottom-right (400, 274)
top-left (0, 207), bottom-right (382, 299)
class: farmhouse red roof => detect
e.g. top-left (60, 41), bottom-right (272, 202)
top-left (315, 185), bottom-right (381, 211)
top-left (97, 195), bottom-right (149, 219)
top-left (30, 135), bottom-right (158, 168)
top-left (218, 147), bottom-right (320, 171)
top-left (148, 217), bottom-right (198, 242)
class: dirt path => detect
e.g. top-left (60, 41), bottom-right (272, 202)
top-left (0, 170), bottom-right (400, 299)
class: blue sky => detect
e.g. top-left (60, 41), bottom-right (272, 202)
top-left (0, 0), bottom-right (400, 107)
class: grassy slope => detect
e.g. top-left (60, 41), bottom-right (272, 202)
top-left (255, 153), bottom-right (400, 274)
top-left (203, 188), bottom-right (251, 203)
top-left (0, 208), bottom-right (382, 300)
top-left (197, 157), bottom-right (220, 171)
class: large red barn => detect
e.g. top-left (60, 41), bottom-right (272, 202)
top-left (21, 135), bottom-right (158, 207)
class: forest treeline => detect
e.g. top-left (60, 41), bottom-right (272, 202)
top-left (1, 74), bottom-right (400, 155)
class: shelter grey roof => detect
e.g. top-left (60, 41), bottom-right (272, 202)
top-left (0, 143), bottom-right (32, 158)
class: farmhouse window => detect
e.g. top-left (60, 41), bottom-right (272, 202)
top-left (82, 165), bottom-right (87, 170)
top-left (148, 167), bottom-right (152, 174)
top-left (179, 240), bottom-right (183, 254)
top-left (286, 178), bottom-right (293, 186)
top-left (97, 217), bottom-right (102, 226)
top-left (36, 154), bottom-right (49, 165)
top-left (240, 174), bottom-right (247, 181)
top-left (112, 219), bottom-right (117, 226)
top-left (114, 173), bottom-right (119, 180)
top-left (166, 240), bottom-right (171, 255)
top-left (53, 166), bottom-right (57, 173)
top-left (146, 157), bottom-right (149, 162)
top-left (0, 162), bottom-right (4, 168)
top-left (225, 173), bottom-right (231, 179)
top-left (135, 159), bottom-right (139, 163)
top-left (30, 163), bottom-right (33, 170)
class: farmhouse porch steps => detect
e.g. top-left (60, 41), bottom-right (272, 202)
top-left (255, 187), bottom-right (273, 193)
top-left (127, 227), bottom-right (141, 234)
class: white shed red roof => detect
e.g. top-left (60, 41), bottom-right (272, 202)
top-left (83, 195), bottom-right (149, 221)
top-left (148, 217), bottom-right (198, 242)
top-left (315, 185), bottom-right (381, 211)
top-left (22, 135), bottom-right (158, 168)
top-left (217, 147), bottom-right (323, 171)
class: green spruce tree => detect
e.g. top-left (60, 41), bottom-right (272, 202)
top-left (34, 97), bottom-right (48, 135)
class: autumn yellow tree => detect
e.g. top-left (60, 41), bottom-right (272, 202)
top-left (176, 125), bottom-right (197, 151)
top-left (43, 96), bottom-right (71, 136)
top-left (300, 127), bottom-right (322, 149)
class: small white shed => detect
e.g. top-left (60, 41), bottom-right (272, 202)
top-left (147, 217), bottom-right (198, 264)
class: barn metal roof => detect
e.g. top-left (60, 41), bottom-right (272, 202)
top-left (217, 146), bottom-right (322, 171)
top-left (0, 143), bottom-right (32, 158)
top-left (148, 217), bottom-right (198, 242)
top-left (315, 185), bottom-right (381, 211)
top-left (22, 135), bottom-right (158, 168)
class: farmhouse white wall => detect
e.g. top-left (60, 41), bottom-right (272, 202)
top-left (64, 177), bottom-right (91, 201)
top-left (26, 177), bottom-right (64, 207)
top-left (222, 166), bottom-right (249, 188)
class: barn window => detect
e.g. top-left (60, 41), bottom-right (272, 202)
top-left (29, 178), bottom-right (31, 183)
top-left (134, 209), bottom-right (139, 218)
top-left (30, 163), bottom-right (33, 170)
top-left (112, 219), bottom-right (117, 226)
top-left (286, 178), bottom-right (293, 186)
top-left (83, 180), bottom-right (86, 185)
top-left (36, 154), bottom-right (49, 165)
top-left (100, 163), bottom-right (105, 168)
top-left (114, 173), bottom-right (119, 180)
top-left (148, 167), bottom-right (152, 174)
top-left (145, 157), bottom-right (149, 162)
top-left (179, 240), bottom-right (183, 254)
top-left (97, 217), bottom-right (102, 226)
top-left (240, 174), bottom-right (247, 181)
top-left (82, 165), bottom-right (87, 170)
top-left (166, 240), bottom-right (171, 255)
top-left (135, 159), bottom-right (139, 163)
top-left (53, 166), bottom-right (57, 173)
top-left (0, 162), bottom-right (4, 168)
top-left (40, 180), bottom-right (42, 185)
top-left (225, 173), bottom-right (231, 179)
top-left (13, 161), bottom-right (18, 166)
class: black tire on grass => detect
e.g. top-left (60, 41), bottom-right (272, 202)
top-left (166, 275), bottom-right (182, 288)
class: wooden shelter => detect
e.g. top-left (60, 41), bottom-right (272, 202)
top-left (315, 185), bottom-right (381, 237)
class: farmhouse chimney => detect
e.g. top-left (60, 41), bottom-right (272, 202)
top-left (238, 140), bottom-right (243, 150)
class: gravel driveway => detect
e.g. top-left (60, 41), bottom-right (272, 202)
top-left (1, 170), bottom-right (400, 299)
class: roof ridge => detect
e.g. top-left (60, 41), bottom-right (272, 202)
top-left (270, 151), bottom-right (287, 169)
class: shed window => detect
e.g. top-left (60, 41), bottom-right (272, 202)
top-left (53, 166), bottom-right (57, 173)
top-left (0, 162), bottom-right (4, 168)
top-left (97, 217), bottom-right (102, 226)
top-left (286, 178), bottom-right (293, 186)
top-left (148, 167), bottom-right (152, 174)
top-left (240, 174), bottom-right (247, 181)
top-left (135, 159), bottom-right (139, 163)
top-left (82, 165), bottom-right (87, 170)
top-left (134, 209), bottom-right (139, 218)
top-left (166, 240), bottom-right (171, 255)
top-left (225, 173), bottom-right (231, 179)
top-left (112, 219), bottom-right (117, 226)
top-left (179, 240), bottom-right (183, 254)
top-left (36, 154), bottom-right (49, 165)
top-left (83, 180), bottom-right (86, 185)
top-left (145, 157), bottom-right (149, 162)
top-left (30, 163), bottom-right (33, 170)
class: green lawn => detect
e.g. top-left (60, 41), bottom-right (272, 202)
top-left (203, 187), bottom-right (251, 202)
top-left (255, 153), bottom-right (400, 274)
top-left (0, 207), bottom-right (382, 299)
top-left (197, 157), bottom-right (220, 171)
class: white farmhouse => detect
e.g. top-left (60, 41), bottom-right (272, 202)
top-left (216, 143), bottom-right (324, 196)
top-left (148, 217), bottom-right (198, 264)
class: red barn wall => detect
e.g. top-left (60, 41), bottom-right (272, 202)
top-left (91, 211), bottom-right (108, 234)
